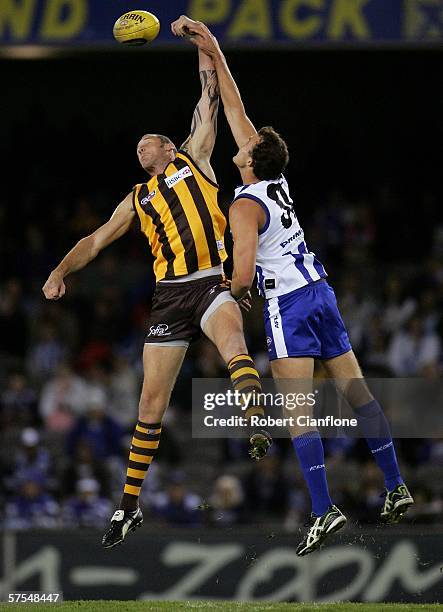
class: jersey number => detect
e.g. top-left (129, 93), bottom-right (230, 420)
top-left (267, 183), bottom-right (295, 229)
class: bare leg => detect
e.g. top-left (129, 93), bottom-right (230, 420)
top-left (202, 300), bottom-right (248, 363)
top-left (120, 343), bottom-right (187, 510)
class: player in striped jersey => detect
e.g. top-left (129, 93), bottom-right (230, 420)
top-left (175, 16), bottom-right (414, 556)
top-left (43, 44), bottom-right (271, 549)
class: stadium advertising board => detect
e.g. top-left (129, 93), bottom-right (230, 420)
top-left (0, 0), bottom-right (441, 47)
top-left (2, 530), bottom-right (442, 602)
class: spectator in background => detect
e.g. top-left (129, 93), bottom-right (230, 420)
top-left (243, 452), bottom-right (288, 521)
top-left (1, 372), bottom-right (38, 430)
top-left (27, 321), bottom-right (66, 382)
top-left (353, 461), bottom-right (385, 525)
top-left (209, 474), bottom-right (245, 526)
top-left (66, 387), bottom-right (123, 459)
top-left (12, 428), bottom-right (51, 485)
top-left (4, 471), bottom-right (59, 530)
top-left (152, 471), bottom-right (202, 527)
top-left (61, 439), bottom-right (111, 499)
top-left (387, 316), bottom-right (441, 376)
top-left (39, 363), bottom-right (89, 433)
top-left (359, 314), bottom-right (392, 372)
top-left (418, 288), bottom-right (441, 334)
top-left (381, 277), bottom-right (416, 334)
top-left (62, 478), bottom-right (112, 528)
top-left (0, 279), bottom-right (28, 362)
top-left (336, 274), bottom-right (377, 351)
top-left (108, 355), bottom-right (139, 429)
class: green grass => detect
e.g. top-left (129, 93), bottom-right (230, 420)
top-left (0, 602), bottom-right (440, 611)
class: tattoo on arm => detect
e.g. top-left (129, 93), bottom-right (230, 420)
top-left (181, 69), bottom-right (220, 152)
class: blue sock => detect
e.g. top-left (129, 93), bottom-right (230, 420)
top-left (354, 400), bottom-right (403, 491)
top-left (292, 431), bottom-right (332, 516)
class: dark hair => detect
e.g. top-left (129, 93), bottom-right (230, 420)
top-left (251, 126), bottom-right (289, 180)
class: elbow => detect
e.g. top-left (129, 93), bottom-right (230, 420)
top-left (79, 235), bottom-right (99, 260)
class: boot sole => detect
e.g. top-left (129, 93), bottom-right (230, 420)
top-left (102, 516), bottom-right (143, 549)
top-left (381, 498), bottom-right (414, 524)
top-left (296, 515), bottom-right (347, 557)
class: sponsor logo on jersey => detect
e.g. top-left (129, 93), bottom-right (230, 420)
top-left (280, 228), bottom-right (303, 249)
top-left (216, 240), bottom-right (224, 251)
top-left (148, 324), bottom-right (171, 337)
top-left (165, 166), bottom-right (192, 189)
top-left (272, 315), bottom-right (279, 329)
top-left (141, 190), bottom-right (156, 206)
top-left (266, 336), bottom-right (273, 346)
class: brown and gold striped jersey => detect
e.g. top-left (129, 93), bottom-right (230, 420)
top-left (132, 150), bottom-right (227, 281)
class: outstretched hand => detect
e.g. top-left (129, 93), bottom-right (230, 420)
top-left (171, 15), bottom-right (220, 57)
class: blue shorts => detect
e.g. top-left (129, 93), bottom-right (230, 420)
top-left (264, 280), bottom-right (352, 361)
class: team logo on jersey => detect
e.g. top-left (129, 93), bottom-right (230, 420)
top-left (141, 190), bottom-right (156, 206)
top-left (148, 323), bottom-right (171, 337)
top-left (165, 166), bottom-right (192, 188)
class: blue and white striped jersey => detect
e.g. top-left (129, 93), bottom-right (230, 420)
top-left (232, 175), bottom-right (326, 299)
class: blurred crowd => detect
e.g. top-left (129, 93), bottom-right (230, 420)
top-left (1, 191), bottom-right (443, 530)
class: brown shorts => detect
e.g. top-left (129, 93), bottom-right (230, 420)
top-left (145, 275), bottom-right (236, 346)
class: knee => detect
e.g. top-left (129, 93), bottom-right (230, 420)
top-left (138, 388), bottom-right (169, 422)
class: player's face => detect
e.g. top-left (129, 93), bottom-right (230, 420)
top-left (233, 134), bottom-right (261, 169)
top-left (137, 136), bottom-right (168, 171)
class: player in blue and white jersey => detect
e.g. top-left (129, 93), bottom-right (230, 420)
top-left (174, 17), bottom-right (414, 556)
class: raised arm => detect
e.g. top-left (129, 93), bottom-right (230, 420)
top-left (42, 192), bottom-right (135, 300)
top-left (229, 199), bottom-right (265, 300)
top-left (177, 44), bottom-right (220, 182)
top-left (172, 16), bottom-right (257, 148)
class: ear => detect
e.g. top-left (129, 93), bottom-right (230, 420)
top-left (165, 144), bottom-right (175, 159)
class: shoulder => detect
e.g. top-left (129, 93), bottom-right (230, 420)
top-left (232, 181), bottom-right (269, 211)
top-left (176, 150), bottom-right (218, 189)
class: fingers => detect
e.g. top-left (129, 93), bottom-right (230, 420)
top-left (171, 15), bottom-right (202, 37)
top-left (42, 280), bottom-right (65, 300)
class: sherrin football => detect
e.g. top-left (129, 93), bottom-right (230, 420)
top-left (113, 10), bottom-right (160, 46)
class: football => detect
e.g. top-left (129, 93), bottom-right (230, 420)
top-left (113, 10), bottom-right (160, 46)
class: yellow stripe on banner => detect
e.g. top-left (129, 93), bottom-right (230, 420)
top-left (131, 439), bottom-right (159, 450)
top-left (127, 468), bottom-right (147, 480)
top-left (229, 354), bottom-right (253, 367)
top-left (136, 424), bottom-right (161, 434)
top-left (231, 366), bottom-right (259, 381)
top-left (124, 484), bottom-right (141, 496)
top-left (129, 452), bottom-right (153, 464)
top-left (236, 379), bottom-right (261, 392)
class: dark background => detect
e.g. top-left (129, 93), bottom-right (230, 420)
top-left (1, 47), bottom-right (442, 532)
top-left (2, 49), bottom-right (441, 269)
